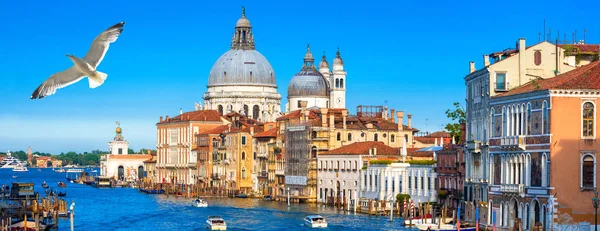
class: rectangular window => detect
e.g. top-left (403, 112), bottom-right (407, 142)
top-left (496, 73), bottom-right (506, 90)
top-left (421, 176), bottom-right (424, 189)
top-left (118, 148), bottom-right (122, 154)
top-left (408, 177), bottom-right (412, 189)
top-left (583, 156), bottom-right (595, 188)
top-left (242, 136), bottom-right (247, 145)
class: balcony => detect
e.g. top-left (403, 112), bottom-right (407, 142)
top-left (466, 140), bottom-right (482, 153)
top-left (500, 184), bottom-right (524, 195)
top-left (499, 136), bottom-right (526, 150)
top-left (275, 170), bottom-right (284, 176)
top-left (258, 171), bottom-right (268, 178)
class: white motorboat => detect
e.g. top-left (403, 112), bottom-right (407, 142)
top-left (405, 216), bottom-right (453, 226)
top-left (192, 198), bottom-right (208, 207)
top-left (12, 165), bottom-right (28, 172)
top-left (303, 215), bottom-right (328, 228)
top-left (0, 151), bottom-right (28, 169)
top-left (206, 216), bottom-right (227, 230)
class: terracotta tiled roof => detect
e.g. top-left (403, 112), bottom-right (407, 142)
top-left (254, 128), bottom-right (277, 138)
top-left (321, 141), bottom-right (400, 155)
top-left (495, 60), bottom-right (600, 97)
top-left (414, 137), bottom-right (437, 144)
top-left (199, 125), bottom-right (230, 135)
top-left (158, 110), bottom-right (222, 124)
top-left (428, 131), bottom-right (451, 138)
top-left (276, 110), bottom-right (320, 121)
top-left (36, 156), bottom-right (52, 160)
top-left (558, 44), bottom-right (600, 53)
top-left (408, 150), bottom-right (434, 157)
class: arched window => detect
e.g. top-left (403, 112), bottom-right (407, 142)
top-left (490, 108), bottom-right (495, 138)
top-left (348, 133), bottom-right (352, 141)
top-left (253, 152), bottom-right (257, 160)
top-left (312, 131), bottom-right (317, 139)
top-left (534, 50), bottom-right (542, 66)
top-left (249, 71), bottom-right (253, 82)
top-left (583, 102), bottom-right (595, 137)
top-left (582, 154), bottom-right (595, 189)
top-left (311, 146), bottom-right (317, 158)
top-left (374, 133), bottom-right (378, 141)
top-left (391, 134), bottom-right (395, 142)
top-left (242, 167), bottom-right (247, 179)
top-left (241, 152), bottom-right (246, 160)
top-left (243, 105), bottom-right (249, 116)
top-left (502, 106), bottom-right (507, 136)
top-left (527, 103), bottom-right (532, 135)
top-left (218, 105), bottom-right (224, 115)
top-left (340, 79), bottom-right (344, 88)
top-left (335, 79), bottom-right (339, 88)
top-left (404, 134), bottom-right (409, 142)
top-left (253, 105), bottom-right (260, 120)
top-left (337, 132), bottom-right (341, 141)
top-left (542, 101), bottom-right (549, 134)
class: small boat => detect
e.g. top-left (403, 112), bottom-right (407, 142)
top-left (206, 216), bottom-right (227, 230)
top-left (57, 191), bottom-right (66, 197)
top-left (57, 182), bottom-right (67, 188)
top-left (192, 198), bottom-right (208, 207)
top-left (235, 193), bottom-right (248, 198)
top-left (405, 214), bottom-right (453, 226)
top-left (304, 215), bottom-right (328, 228)
top-left (263, 195), bottom-right (273, 201)
top-left (13, 165), bottom-right (28, 172)
top-left (41, 181), bottom-right (49, 188)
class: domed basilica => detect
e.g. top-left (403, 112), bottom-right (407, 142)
top-left (202, 7), bottom-right (347, 121)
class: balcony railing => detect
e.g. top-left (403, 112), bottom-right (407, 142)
top-left (498, 135), bottom-right (526, 150)
top-left (466, 140), bottom-right (482, 152)
top-left (500, 184), bottom-right (524, 195)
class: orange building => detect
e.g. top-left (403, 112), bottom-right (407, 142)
top-left (489, 60), bottom-right (600, 230)
top-left (155, 110), bottom-right (227, 185)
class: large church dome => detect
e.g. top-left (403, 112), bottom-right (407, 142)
top-left (288, 45), bottom-right (330, 98)
top-left (208, 49), bottom-right (276, 87)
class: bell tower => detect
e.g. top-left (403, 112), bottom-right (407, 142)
top-left (330, 48), bottom-right (346, 109)
top-left (109, 121), bottom-right (129, 155)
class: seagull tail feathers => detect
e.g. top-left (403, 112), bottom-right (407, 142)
top-left (88, 71), bottom-right (108, 89)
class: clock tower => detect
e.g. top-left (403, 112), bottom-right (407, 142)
top-left (330, 48), bottom-right (346, 109)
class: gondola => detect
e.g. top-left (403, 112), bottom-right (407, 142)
top-left (57, 182), bottom-right (67, 188)
top-left (42, 181), bottom-right (49, 188)
top-left (57, 191), bottom-right (66, 197)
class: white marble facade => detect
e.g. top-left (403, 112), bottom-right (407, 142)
top-left (360, 163), bottom-right (437, 203)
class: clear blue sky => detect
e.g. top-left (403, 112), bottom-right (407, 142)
top-left (0, 0), bottom-right (598, 153)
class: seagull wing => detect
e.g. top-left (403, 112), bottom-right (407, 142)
top-left (30, 66), bottom-right (85, 99)
top-left (83, 22), bottom-right (125, 68)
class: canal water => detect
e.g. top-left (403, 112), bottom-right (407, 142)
top-left (2, 168), bottom-right (409, 230)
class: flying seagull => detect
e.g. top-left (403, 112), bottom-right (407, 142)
top-left (30, 22), bottom-right (125, 99)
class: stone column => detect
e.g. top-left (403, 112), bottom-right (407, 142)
top-left (379, 169), bottom-right (386, 200)
top-left (394, 172), bottom-right (400, 196)
top-left (386, 170), bottom-right (392, 200)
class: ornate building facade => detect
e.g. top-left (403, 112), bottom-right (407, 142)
top-left (202, 7), bottom-right (282, 122)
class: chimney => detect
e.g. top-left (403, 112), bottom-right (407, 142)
top-left (250, 126), bottom-right (255, 136)
top-left (518, 38), bottom-right (526, 85)
top-left (460, 122), bottom-right (466, 144)
top-left (397, 111), bottom-right (404, 131)
top-left (342, 109), bottom-right (348, 129)
top-left (407, 113), bottom-right (412, 129)
top-left (180, 108), bottom-right (183, 115)
top-left (329, 114), bottom-right (335, 129)
top-left (483, 55), bottom-right (490, 67)
top-left (160, 116), bottom-right (163, 123)
top-left (390, 109), bottom-right (396, 122)
top-left (383, 108), bottom-right (388, 120)
top-left (469, 61), bottom-right (476, 74)
top-left (228, 123), bottom-right (232, 132)
top-left (373, 147), bottom-right (377, 155)
top-left (165, 115), bottom-right (169, 122)
top-left (320, 108), bottom-right (328, 127)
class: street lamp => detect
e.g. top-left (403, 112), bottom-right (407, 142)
top-left (593, 190), bottom-right (599, 231)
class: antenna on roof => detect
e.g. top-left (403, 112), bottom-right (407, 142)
top-left (572, 32), bottom-right (576, 44)
top-left (543, 19), bottom-right (546, 42)
top-left (548, 28), bottom-right (552, 42)
top-left (538, 32), bottom-right (541, 42)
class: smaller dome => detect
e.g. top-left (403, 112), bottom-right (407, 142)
top-left (288, 70), bottom-right (330, 98)
top-left (288, 44), bottom-right (329, 98)
top-left (236, 17), bottom-right (251, 27)
top-left (236, 6), bottom-right (251, 27)
top-left (319, 52), bottom-right (329, 70)
top-left (333, 48), bottom-right (344, 66)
